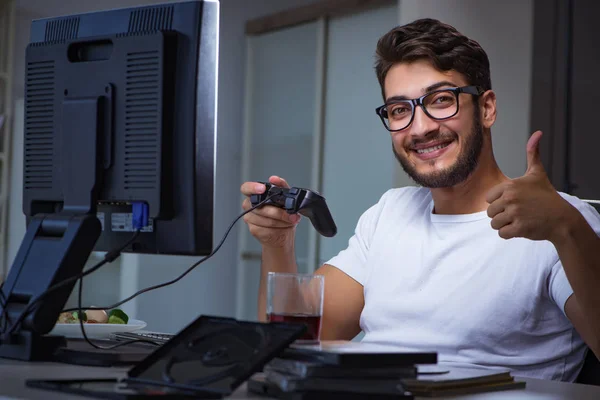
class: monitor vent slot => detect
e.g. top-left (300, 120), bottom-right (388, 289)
top-left (24, 60), bottom-right (55, 190)
top-left (128, 6), bottom-right (174, 33)
top-left (44, 17), bottom-right (80, 42)
top-left (124, 50), bottom-right (160, 190)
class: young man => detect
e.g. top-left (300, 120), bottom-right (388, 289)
top-left (240, 19), bottom-right (600, 381)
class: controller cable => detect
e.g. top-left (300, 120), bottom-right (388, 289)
top-left (4, 191), bottom-right (281, 350)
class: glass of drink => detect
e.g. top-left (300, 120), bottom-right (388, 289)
top-left (266, 272), bottom-right (324, 342)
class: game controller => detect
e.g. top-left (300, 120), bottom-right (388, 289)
top-left (250, 182), bottom-right (337, 238)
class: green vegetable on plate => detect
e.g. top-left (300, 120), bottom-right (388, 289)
top-left (108, 309), bottom-right (129, 324)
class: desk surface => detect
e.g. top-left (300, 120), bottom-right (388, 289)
top-left (2, 359), bottom-right (600, 400)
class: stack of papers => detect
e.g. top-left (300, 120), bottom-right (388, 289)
top-left (402, 365), bottom-right (526, 397)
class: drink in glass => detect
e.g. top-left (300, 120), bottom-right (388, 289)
top-left (266, 272), bottom-right (324, 342)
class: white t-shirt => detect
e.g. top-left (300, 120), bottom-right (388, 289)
top-left (326, 187), bottom-right (600, 381)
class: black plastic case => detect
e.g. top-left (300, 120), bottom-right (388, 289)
top-left (26, 315), bottom-right (307, 399)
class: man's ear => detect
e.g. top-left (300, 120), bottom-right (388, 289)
top-left (480, 90), bottom-right (497, 129)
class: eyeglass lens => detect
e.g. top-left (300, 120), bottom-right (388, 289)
top-left (384, 90), bottom-right (458, 131)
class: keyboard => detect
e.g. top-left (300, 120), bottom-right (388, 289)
top-left (109, 331), bottom-right (175, 345)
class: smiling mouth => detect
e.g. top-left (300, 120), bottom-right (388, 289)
top-left (412, 140), bottom-right (453, 154)
top-left (415, 143), bottom-right (451, 154)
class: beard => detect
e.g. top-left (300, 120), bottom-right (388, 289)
top-left (392, 112), bottom-right (484, 188)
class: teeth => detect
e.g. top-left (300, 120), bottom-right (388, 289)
top-left (416, 143), bottom-right (448, 154)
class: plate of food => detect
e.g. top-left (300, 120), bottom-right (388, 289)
top-left (51, 308), bottom-right (147, 339)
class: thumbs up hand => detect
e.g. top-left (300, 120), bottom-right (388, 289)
top-left (486, 130), bottom-right (573, 242)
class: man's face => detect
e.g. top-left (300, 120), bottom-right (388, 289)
top-left (384, 60), bottom-right (484, 188)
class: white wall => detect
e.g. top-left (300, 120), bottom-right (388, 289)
top-left (319, 4), bottom-right (400, 264)
top-left (396, 0), bottom-right (533, 184)
top-left (8, 0), bottom-right (315, 332)
top-left (7, 0), bottom-right (535, 333)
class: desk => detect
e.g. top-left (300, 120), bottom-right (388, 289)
top-left (2, 360), bottom-right (600, 400)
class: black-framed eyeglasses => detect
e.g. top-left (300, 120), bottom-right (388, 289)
top-left (375, 85), bottom-right (484, 132)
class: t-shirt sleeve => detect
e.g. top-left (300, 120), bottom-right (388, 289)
top-left (548, 260), bottom-right (573, 315)
top-left (324, 191), bottom-right (391, 286)
top-left (549, 196), bottom-right (600, 315)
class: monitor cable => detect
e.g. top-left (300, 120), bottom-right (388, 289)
top-left (1, 230), bottom-right (141, 338)
top-left (63, 192), bottom-right (280, 318)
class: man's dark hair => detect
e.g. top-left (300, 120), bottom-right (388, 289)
top-left (375, 18), bottom-right (491, 99)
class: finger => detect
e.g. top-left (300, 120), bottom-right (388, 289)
top-left (245, 205), bottom-right (302, 226)
top-left (242, 198), bottom-right (297, 220)
top-left (243, 198), bottom-right (301, 223)
top-left (525, 130), bottom-right (545, 175)
top-left (240, 181), bottom-right (266, 196)
top-left (486, 199), bottom-right (505, 219)
top-left (490, 211), bottom-right (513, 231)
top-left (498, 223), bottom-right (519, 240)
top-left (486, 182), bottom-right (508, 204)
top-left (269, 175), bottom-right (290, 189)
top-left (243, 212), bottom-right (297, 229)
top-left (242, 197), bottom-right (253, 211)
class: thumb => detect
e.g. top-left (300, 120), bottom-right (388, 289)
top-left (525, 130), bottom-right (545, 175)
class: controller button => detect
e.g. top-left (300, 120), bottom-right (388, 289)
top-left (285, 197), bottom-right (296, 210)
top-left (289, 187), bottom-right (299, 195)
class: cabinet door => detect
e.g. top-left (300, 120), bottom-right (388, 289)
top-left (531, 0), bottom-right (600, 201)
top-left (237, 22), bottom-right (320, 320)
top-left (569, 0), bottom-right (600, 201)
top-left (319, 5), bottom-right (399, 265)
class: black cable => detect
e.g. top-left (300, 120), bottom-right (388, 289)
top-left (4, 230), bottom-right (142, 336)
top-left (63, 193), bottom-right (279, 314)
top-left (76, 272), bottom-right (161, 350)
top-left (2, 192), bottom-right (278, 347)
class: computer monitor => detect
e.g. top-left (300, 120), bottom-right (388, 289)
top-left (0, 0), bottom-right (218, 360)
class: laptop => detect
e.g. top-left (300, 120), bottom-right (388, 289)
top-left (26, 315), bottom-right (307, 399)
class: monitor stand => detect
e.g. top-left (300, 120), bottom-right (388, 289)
top-left (0, 95), bottom-right (108, 361)
top-left (0, 213), bottom-right (102, 361)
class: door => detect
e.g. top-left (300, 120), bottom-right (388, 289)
top-left (237, 3), bottom-right (400, 321)
top-left (236, 21), bottom-right (322, 320)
